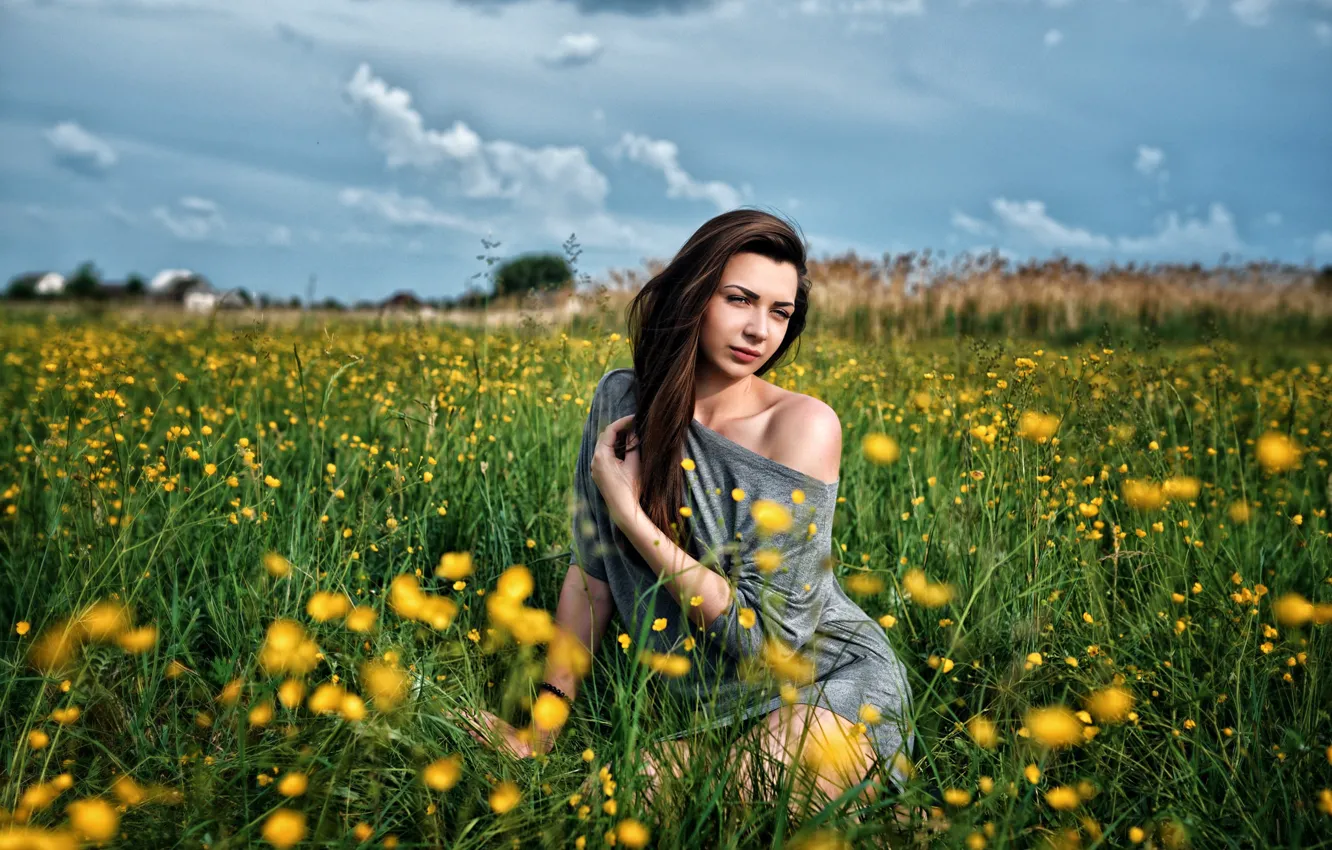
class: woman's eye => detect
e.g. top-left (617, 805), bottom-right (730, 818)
top-left (729, 295), bottom-right (790, 319)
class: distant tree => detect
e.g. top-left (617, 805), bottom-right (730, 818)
top-left (6, 274), bottom-right (38, 300)
top-left (287, 296), bottom-right (301, 309)
top-left (66, 261), bottom-right (102, 300)
top-left (318, 297), bottom-right (344, 311)
top-left (1316, 264), bottom-right (1332, 296)
top-left (493, 253), bottom-right (571, 298)
top-left (126, 274), bottom-right (146, 296)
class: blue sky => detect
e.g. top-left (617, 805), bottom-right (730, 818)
top-left (2, 0), bottom-right (1330, 302)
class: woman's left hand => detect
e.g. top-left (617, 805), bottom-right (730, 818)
top-left (590, 414), bottom-right (643, 531)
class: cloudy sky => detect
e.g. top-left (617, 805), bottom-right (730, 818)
top-left (2, 0), bottom-right (1330, 301)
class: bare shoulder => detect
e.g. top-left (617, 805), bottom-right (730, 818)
top-left (768, 390), bottom-right (842, 484)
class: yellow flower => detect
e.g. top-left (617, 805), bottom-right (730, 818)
top-left (1025, 705), bottom-right (1084, 748)
top-left (263, 552), bottom-right (293, 578)
top-left (616, 818), bottom-right (650, 848)
top-left (1084, 686), bottom-right (1134, 724)
top-left (1256, 431), bottom-right (1300, 473)
top-left (489, 780), bottom-right (521, 814)
top-left (731, 487), bottom-right (746, 502)
top-left (1016, 411), bottom-right (1060, 443)
top-left (339, 693), bottom-right (367, 722)
top-left (754, 548), bottom-right (783, 574)
top-left (264, 475), bottom-right (281, 489)
top-left (307, 683), bottom-right (347, 715)
top-left (652, 617), bottom-right (668, 632)
top-left (967, 715), bottom-right (998, 749)
top-left (681, 458), bottom-right (695, 471)
top-left (532, 691), bottom-right (571, 731)
top-left (902, 568), bottom-right (954, 608)
top-left (276, 772), bottom-right (308, 797)
top-left (1228, 501), bottom-right (1251, 523)
top-left (639, 650), bottom-right (691, 677)
top-left (1271, 593), bottom-right (1314, 627)
top-left (360, 660), bottom-right (409, 711)
top-left (762, 637), bottom-right (816, 684)
top-left (738, 608), bottom-right (756, 629)
top-left (1162, 476), bottom-right (1200, 501)
top-left (751, 499), bottom-right (793, 534)
top-left (942, 788), bottom-right (972, 807)
top-left (1122, 479), bottom-right (1165, 511)
top-left (67, 797), bottom-right (119, 841)
top-left (248, 701), bottom-right (275, 726)
top-left (422, 755), bottom-right (462, 791)
top-left (77, 600), bottom-right (132, 642)
top-left (15, 620), bottom-right (30, 636)
top-left (277, 679), bottom-right (306, 709)
top-left (862, 433), bottom-right (900, 464)
top-left (1044, 786), bottom-right (1081, 811)
top-left (259, 620), bottom-right (320, 676)
top-left (117, 625), bottom-right (158, 654)
top-left (261, 809), bottom-right (307, 848)
top-left (1024, 763), bottom-right (1041, 784)
top-left (845, 573), bottom-right (885, 596)
top-left (436, 551), bottom-right (473, 580)
top-left (306, 591), bottom-right (351, 622)
top-left (51, 706), bottom-right (81, 725)
top-left (28, 729), bottom-right (50, 750)
top-left (344, 606), bottom-right (377, 633)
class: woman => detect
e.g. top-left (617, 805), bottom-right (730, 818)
top-left (459, 208), bottom-right (916, 824)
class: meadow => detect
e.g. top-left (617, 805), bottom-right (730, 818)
top-left (0, 305), bottom-right (1329, 849)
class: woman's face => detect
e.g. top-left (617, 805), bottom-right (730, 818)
top-left (698, 251), bottom-right (799, 377)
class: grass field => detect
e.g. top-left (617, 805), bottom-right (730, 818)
top-left (1, 311), bottom-right (1329, 849)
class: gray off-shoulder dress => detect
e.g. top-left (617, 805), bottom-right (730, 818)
top-left (569, 368), bottom-right (915, 792)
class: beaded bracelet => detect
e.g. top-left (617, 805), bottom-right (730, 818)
top-left (538, 681), bottom-right (572, 703)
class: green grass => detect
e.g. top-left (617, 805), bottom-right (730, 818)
top-left (1, 313), bottom-right (1329, 849)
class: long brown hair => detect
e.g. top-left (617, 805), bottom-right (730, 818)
top-left (620, 207), bottom-right (813, 560)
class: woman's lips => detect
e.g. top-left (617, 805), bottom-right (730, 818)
top-left (730, 346), bottom-right (759, 362)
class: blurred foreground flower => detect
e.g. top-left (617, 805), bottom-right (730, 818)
top-left (1255, 431), bottom-right (1300, 474)
top-left (1016, 410), bottom-right (1060, 444)
top-left (1025, 705), bottom-right (1085, 748)
top-left (862, 433), bottom-right (900, 465)
top-left (258, 620), bottom-right (320, 676)
top-left (262, 809), bottom-right (307, 848)
top-left (902, 569), bottom-right (954, 608)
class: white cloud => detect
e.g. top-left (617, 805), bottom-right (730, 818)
top-left (1134, 145), bottom-right (1165, 177)
top-left (104, 202), bottom-right (138, 226)
top-left (1315, 21), bottom-right (1332, 45)
top-left (1043, 28), bottom-right (1063, 47)
top-left (338, 187), bottom-right (489, 233)
top-left (152, 196), bottom-right (226, 241)
top-left (991, 199), bottom-right (1114, 250)
top-left (1313, 231), bottom-right (1332, 255)
top-left (1178, 0), bottom-right (1208, 19)
top-left (44, 121), bottom-right (117, 174)
top-left (797, 0), bottom-right (924, 15)
top-left (344, 62), bottom-right (610, 214)
top-left (539, 33), bottom-right (604, 68)
top-left (606, 132), bottom-right (745, 211)
top-left (267, 225), bottom-right (292, 247)
top-left (951, 209), bottom-right (996, 236)
top-left (1231, 0), bottom-right (1275, 26)
top-left (981, 198), bottom-right (1247, 257)
top-left (1116, 203), bottom-right (1244, 255)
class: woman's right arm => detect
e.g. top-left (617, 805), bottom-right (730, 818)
top-left (540, 563), bottom-right (615, 708)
